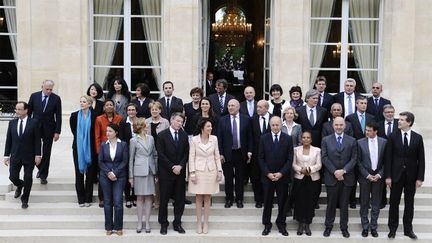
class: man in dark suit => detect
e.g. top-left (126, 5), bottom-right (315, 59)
top-left (208, 79), bottom-right (235, 116)
top-left (322, 103), bottom-right (354, 137)
top-left (132, 83), bottom-right (153, 118)
top-left (385, 112), bottom-right (425, 240)
top-left (240, 86), bottom-right (257, 118)
top-left (332, 78), bottom-right (361, 118)
top-left (357, 122), bottom-right (387, 238)
top-left (28, 80), bottom-right (62, 184)
top-left (322, 117), bottom-right (357, 238)
top-left (158, 81), bottom-right (183, 119)
top-left (205, 71), bottom-right (216, 96)
top-left (314, 76), bottom-right (333, 112)
top-left (366, 83), bottom-right (391, 122)
top-left (259, 116), bottom-right (293, 236)
top-left (295, 89), bottom-right (328, 148)
top-left (3, 102), bottom-right (41, 209)
top-left (250, 100), bottom-right (272, 208)
top-left (156, 112), bottom-right (190, 235)
top-left (217, 99), bottom-right (252, 208)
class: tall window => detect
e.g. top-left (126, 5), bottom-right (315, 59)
top-left (0, 0), bottom-right (17, 114)
top-left (310, 0), bottom-right (382, 93)
top-left (263, 0), bottom-right (272, 99)
top-left (91, 0), bottom-right (162, 96)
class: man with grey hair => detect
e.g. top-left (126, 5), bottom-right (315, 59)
top-left (332, 78), bottom-right (361, 118)
top-left (28, 80), bottom-right (62, 185)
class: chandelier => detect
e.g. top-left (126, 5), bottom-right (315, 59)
top-left (212, 0), bottom-right (252, 46)
top-left (332, 42), bottom-right (354, 58)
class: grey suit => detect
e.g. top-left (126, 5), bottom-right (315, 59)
top-left (129, 135), bottom-right (158, 177)
top-left (281, 122), bottom-right (302, 146)
top-left (357, 136), bottom-right (387, 231)
top-left (321, 134), bottom-right (357, 230)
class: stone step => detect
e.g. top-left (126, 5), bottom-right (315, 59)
top-left (0, 229), bottom-right (431, 243)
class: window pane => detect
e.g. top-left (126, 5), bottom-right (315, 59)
top-left (312, 0), bottom-right (340, 18)
top-left (93, 0), bottom-right (124, 15)
top-left (349, 0), bottom-right (380, 18)
top-left (348, 45), bottom-right (378, 69)
top-left (131, 17), bottom-right (161, 41)
top-left (131, 68), bottom-right (160, 96)
top-left (0, 35), bottom-right (15, 59)
top-left (315, 70), bottom-right (340, 93)
top-left (311, 19), bottom-right (341, 43)
top-left (131, 43), bottom-right (160, 66)
top-left (0, 62), bottom-right (16, 86)
top-left (0, 89), bottom-right (17, 105)
top-left (94, 67), bottom-right (124, 90)
top-left (0, 8), bottom-right (16, 33)
top-left (94, 42), bottom-right (124, 65)
top-left (136, 0), bottom-right (161, 15)
top-left (348, 20), bottom-right (379, 43)
top-left (312, 44), bottom-right (341, 68)
top-left (94, 16), bottom-right (124, 40)
top-left (0, 0), bottom-right (16, 6)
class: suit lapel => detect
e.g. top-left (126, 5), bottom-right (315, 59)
top-left (362, 140), bottom-right (372, 169)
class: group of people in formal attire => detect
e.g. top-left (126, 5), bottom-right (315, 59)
top-left (3, 76), bottom-right (425, 239)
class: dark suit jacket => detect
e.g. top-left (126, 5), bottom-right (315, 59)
top-left (322, 120), bottom-right (354, 138)
top-left (240, 100), bottom-right (257, 118)
top-left (69, 110), bottom-right (97, 160)
top-left (4, 118), bottom-right (41, 164)
top-left (345, 112), bottom-right (375, 140)
top-left (357, 137), bottom-right (387, 183)
top-left (156, 128), bottom-right (189, 180)
top-left (366, 96), bottom-right (391, 122)
top-left (98, 140), bottom-right (128, 178)
top-left (384, 130), bottom-right (425, 183)
top-left (321, 134), bottom-right (357, 186)
top-left (28, 91), bottom-right (62, 136)
top-left (258, 132), bottom-right (293, 184)
top-left (132, 97), bottom-right (153, 118)
top-left (295, 106), bottom-right (328, 147)
top-left (205, 80), bottom-right (216, 96)
top-left (119, 118), bottom-right (133, 146)
top-left (378, 119), bottom-right (399, 139)
top-left (158, 96), bottom-right (183, 119)
top-left (319, 92), bottom-right (333, 112)
top-left (332, 92), bottom-right (361, 118)
top-left (92, 100), bottom-right (104, 117)
top-left (208, 92), bottom-right (235, 116)
top-left (217, 113), bottom-right (253, 162)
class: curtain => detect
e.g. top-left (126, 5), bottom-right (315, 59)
top-left (4, 0), bottom-right (17, 62)
top-left (201, 0), bottom-right (210, 91)
top-left (139, 0), bottom-right (162, 88)
top-left (309, 0), bottom-right (335, 86)
top-left (349, 0), bottom-right (379, 92)
top-left (94, 0), bottom-right (123, 86)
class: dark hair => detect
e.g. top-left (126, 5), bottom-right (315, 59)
top-left (289, 86), bottom-right (302, 99)
top-left (104, 99), bottom-right (115, 106)
top-left (162, 81), bottom-right (174, 89)
top-left (270, 84), bottom-right (283, 96)
top-left (16, 101), bottom-right (28, 110)
top-left (107, 123), bottom-right (120, 135)
top-left (366, 122), bottom-right (379, 131)
top-left (190, 87), bottom-right (204, 97)
top-left (86, 83), bottom-right (104, 99)
top-left (107, 79), bottom-right (131, 101)
top-left (399, 111), bottom-right (415, 127)
top-left (215, 79), bottom-right (228, 89)
top-left (315, 76), bottom-right (327, 84)
top-left (197, 118), bottom-right (213, 134)
top-left (126, 103), bottom-right (138, 110)
top-left (356, 95), bottom-right (367, 102)
top-left (170, 112), bottom-right (185, 121)
top-left (199, 97), bottom-right (215, 118)
top-left (135, 83), bottom-right (150, 97)
top-left (301, 131), bottom-right (312, 138)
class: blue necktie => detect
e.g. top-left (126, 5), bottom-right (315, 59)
top-left (360, 114), bottom-right (365, 134)
top-left (174, 131), bottom-right (179, 146)
top-left (19, 119), bottom-right (23, 136)
top-left (337, 136), bottom-right (342, 151)
top-left (386, 122), bottom-right (392, 137)
top-left (274, 134), bottom-right (279, 144)
top-left (219, 95), bottom-right (224, 113)
top-left (232, 116), bottom-right (239, 149)
top-left (42, 95), bottom-right (48, 112)
top-left (347, 95), bottom-right (353, 115)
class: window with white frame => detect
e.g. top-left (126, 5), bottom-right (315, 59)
top-left (91, 0), bottom-right (162, 97)
top-left (263, 0), bottom-right (272, 99)
top-left (310, 0), bottom-right (382, 93)
top-left (0, 0), bottom-right (17, 113)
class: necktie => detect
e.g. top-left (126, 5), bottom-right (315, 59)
top-left (319, 94), bottom-right (323, 106)
top-left (232, 116), bottom-right (239, 149)
top-left (261, 116), bottom-right (266, 133)
top-left (274, 134), bottom-right (279, 145)
top-left (374, 98), bottom-right (379, 107)
top-left (309, 109), bottom-right (315, 126)
top-left (386, 122), bottom-right (392, 137)
top-left (403, 132), bottom-right (409, 149)
top-left (347, 95), bottom-right (353, 115)
top-left (370, 138), bottom-right (377, 170)
top-left (166, 98), bottom-right (171, 115)
top-left (337, 136), bottom-right (342, 151)
top-left (248, 102), bottom-right (253, 117)
top-left (360, 114), bottom-right (365, 134)
top-left (42, 95), bottom-right (48, 112)
top-left (219, 95), bottom-right (224, 113)
top-left (19, 119), bottom-right (23, 136)
top-left (174, 131), bottom-right (179, 145)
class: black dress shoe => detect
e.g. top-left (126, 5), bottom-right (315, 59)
top-left (173, 225), bottom-right (186, 234)
top-left (388, 231), bottom-right (396, 238)
top-left (371, 229), bottom-right (378, 237)
top-left (380, 204), bottom-right (386, 209)
top-left (40, 178), bottom-right (48, 185)
top-left (255, 202), bottom-right (262, 208)
top-left (323, 227), bottom-right (332, 237)
top-left (278, 227), bottom-right (289, 236)
top-left (160, 225), bottom-right (167, 235)
top-left (185, 199), bottom-right (192, 205)
top-left (304, 224), bottom-right (311, 236)
top-left (236, 200), bottom-right (244, 208)
top-left (349, 202), bottom-right (356, 209)
top-left (14, 186), bottom-right (23, 198)
top-left (341, 229), bottom-right (350, 238)
top-left (297, 223), bottom-right (304, 235)
top-left (125, 201), bottom-right (132, 208)
top-left (36, 172), bottom-right (40, 178)
top-left (404, 231), bottom-right (418, 239)
top-left (362, 229), bottom-right (368, 237)
top-left (224, 200), bottom-right (233, 208)
top-left (21, 202), bottom-right (28, 209)
top-left (262, 225), bottom-right (271, 236)
top-left (286, 208), bottom-right (293, 217)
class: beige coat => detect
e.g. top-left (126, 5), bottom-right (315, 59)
top-left (188, 135), bottom-right (222, 173)
top-left (292, 145), bottom-right (322, 181)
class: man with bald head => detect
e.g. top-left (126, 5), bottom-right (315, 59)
top-left (366, 82), bottom-right (391, 122)
top-left (218, 99), bottom-right (253, 208)
top-left (240, 86), bottom-right (257, 118)
top-left (28, 80), bottom-right (62, 184)
top-left (322, 103), bottom-right (354, 137)
top-left (321, 117), bottom-right (357, 238)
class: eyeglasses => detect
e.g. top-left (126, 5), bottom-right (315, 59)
top-left (372, 87), bottom-right (380, 89)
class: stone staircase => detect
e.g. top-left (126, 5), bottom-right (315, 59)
top-left (0, 178), bottom-right (431, 243)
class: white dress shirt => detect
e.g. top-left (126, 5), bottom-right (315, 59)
top-left (106, 139), bottom-right (121, 161)
top-left (368, 137), bottom-right (378, 171)
top-left (16, 116), bottom-right (28, 136)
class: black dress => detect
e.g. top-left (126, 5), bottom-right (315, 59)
top-left (183, 102), bottom-right (200, 135)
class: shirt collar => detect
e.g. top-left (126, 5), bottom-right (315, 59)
top-left (335, 133), bottom-right (344, 139)
top-left (19, 116), bottom-right (28, 122)
top-left (169, 126), bottom-right (178, 134)
top-left (272, 131), bottom-right (281, 137)
top-left (106, 139), bottom-right (121, 144)
top-left (126, 117), bottom-right (134, 124)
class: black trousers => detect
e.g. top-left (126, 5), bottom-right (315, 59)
top-left (158, 177), bottom-right (186, 226)
top-left (124, 170), bottom-right (136, 202)
top-left (72, 149), bottom-right (96, 204)
top-left (262, 180), bottom-right (288, 226)
top-left (349, 167), bottom-right (359, 204)
top-left (250, 157), bottom-right (263, 204)
top-left (388, 171), bottom-right (416, 233)
top-left (37, 131), bottom-right (54, 180)
top-left (325, 182), bottom-right (352, 230)
top-left (222, 149), bottom-right (246, 202)
top-left (293, 177), bottom-right (320, 224)
top-left (9, 160), bottom-right (35, 203)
